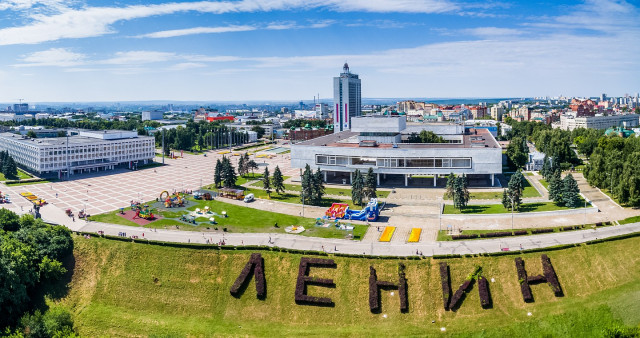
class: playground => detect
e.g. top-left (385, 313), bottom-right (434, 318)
top-left (324, 198), bottom-right (381, 222)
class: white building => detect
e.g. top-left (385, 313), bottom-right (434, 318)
top-left (490, 106), bottom-right (504, 121)
top-left (142, 111), bottom-right (163, 121)
top-left (291, 116), bottom-right (502, 187)
top-left (0, 130), bottom-right (155, 177)
top-left (333, 63), bottom-right (361, 132)
top-left (554, 114), bottom-right (640, 131)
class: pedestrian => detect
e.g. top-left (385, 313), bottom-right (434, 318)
top-left (334, 245), bottom-right (337, 251)
top-left (322, 245), bottom-right (324, 251)
top-left (188, 239), bottom-right (190, 243)
top-left (72, 217), bottom-right (75, 222)
top-left (142, 233), bottom-right (144, 237)
top-left (520, 244), bottom-right (523, 250)
top-left (56, 193), bottom-right (58, 198)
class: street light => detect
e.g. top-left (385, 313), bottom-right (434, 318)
top-left (509, 195), bottom-right (514, 231)
top-left (300, 168), bottom-right (305, 217)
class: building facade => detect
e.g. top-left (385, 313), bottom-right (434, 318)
top-left (142, 111), bottom-right (163, 121)
top-left (292, 116), bottom-right (502, 187)
top-left (333, 63), bottom-right (361, 133)
top-left (0, 130), bottom-right (155, 177)
top-left (554, 114), bottom-right (640, 131)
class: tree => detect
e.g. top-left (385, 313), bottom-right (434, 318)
top-left (214, 159), bottom-right (223, 188)
top-left (548, 169), bottom-right (563, 204)
top-left (312, 169), bottom-right (325, 204)
top-left (506, 136), bottom-right (529, 168)
top-left (452, 175), bottom-right (469, 209)
top-left (221, 156), bottom-right (237, 188)
top-left (502, 171), bottom-right (524, 210)
top-left (351, 169), bottom-right (364, 206)
top-left (262, 167), bottom-right (271, 197)
top-left (26, 130), bottom-right (37, 138)
top-left (363, 167), bottom-right (377, 200)
top-left (300, 164), bottom-right (313, 205)
top-left (407, 130), bottom-right (446, 143)
top-left (237, 154), bottom-right (246, 177)
top-left (246, 159), bottom-right (258, 176)
top-left (2, 156), bottom-right (18, 180)
top-left (562, 173), bottom-right (581, 208)
top-left (445, 172), bottom-right (456, 199)
top-left (251, 125), bottom-right (266, 139)
top-left (272, 165), bottom-right (285, 195)
top-left (540, 155), bottom-right (551, 180)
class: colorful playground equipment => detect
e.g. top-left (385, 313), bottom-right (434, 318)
top-left (131, 202), bottom-right (155, 220)
top-left (325, 198), bottom-right (380, 222)
top-left (159, 191), bottom-right (185, 208)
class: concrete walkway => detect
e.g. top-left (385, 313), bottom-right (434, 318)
top-left (30, 200), bottom-right (640, 257)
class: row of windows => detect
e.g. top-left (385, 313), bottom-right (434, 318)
top-left (316, 155), bottom-right (472, 169)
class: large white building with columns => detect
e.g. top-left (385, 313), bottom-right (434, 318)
top-left (0, 130), bottom-right (155, 178)
top-left (291, 116), bottom-right (502, 187)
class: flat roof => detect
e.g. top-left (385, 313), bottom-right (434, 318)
top-left (0, 132), bottom-right (152, 147)
top-left (294, 128), bottom-right (499, 149)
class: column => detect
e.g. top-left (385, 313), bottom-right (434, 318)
top-left (324, 171), bottom-right (327, 182)
top-left (377, 173), bottom-right (380, 186)
top-left (433, 174), bottom-right (437, 187)
top-left (491, 174), bottom-right (495, 186)
top-left (350, 172), bottom-right (353, 184)
top-left (404, 174), bottom-right (408, 187)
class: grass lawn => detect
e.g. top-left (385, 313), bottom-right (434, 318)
top-left (525, 172), bottom-right (534, 176)
top-left (540, 179), bottom-right (549, 189)
top-left (444, 179), bottom-right (540, 201)
top-left (56, 235), bottom-right (640, 337)
top-left (618, 215), bottom-right (640, 225)
top-left (444, 200), bottom-right (586, 214)
top-left (5, 179), bottom-right (53, 186)
top-left (90, 198), bottom-right (362, 240)
top-left (436, 223), bottom-right (602, 241)
top-left (0, 168), bottom-right (33, 181)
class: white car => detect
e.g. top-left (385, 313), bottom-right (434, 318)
top-left (243, 193), bottom-right (254, 203)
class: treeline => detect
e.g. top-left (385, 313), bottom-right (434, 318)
top-left (0, 116), bottom-right (157, 133)
top-left (155, 120), bottom-right (250, 154)
top-left (504, 120), bottom-right (605, 169)
top-left (584, 136), bottom-right (640, 206)
top-left (0, 151), bottom-right (18, 179)
top-left (283, 119), bottom-right (327, 129)
top-left (0, 210), bottom-right (77, 336)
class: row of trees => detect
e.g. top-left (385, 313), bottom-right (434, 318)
top-left (406, 130), bottom-right (446, 143)
top-left (0, 151), bottom-right (18, 180)
top-left (0, 210), bottom-right (76, 335)
top-left (547, 170), bottom-right (582, 208)
top-left (261, 166), bottom-right (285, 197)
top-left (584, 136), bottom-right (640, 206)
top-left (237, 153), bottom-right (258, 177)
top-left (214, 157), bottom-right (238, 189)
top-left (300, 164), bottom-right (325, 205)
top-left (446, 173), bottom-right (469, 209)
top-left (283, 119), bottom-right (327, 129)
top-left (351, 168), bottom-right (377, 206)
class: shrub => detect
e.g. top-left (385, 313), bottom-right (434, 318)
top-left (541, 254), bottom-right (563, 296)
top-left (229, 253), bottom-right (266, 299)
top-left (295, 257), bottom-right (336, 306)
top-left (369, 264), bottom-right (406, 313)
top-left (478, 276), bottom-right (491, 308)
top-left (439, 263), bottom-right (451, 310)
top-left (398, 263), bottom-right (409, 313)
top-left (515, 257), bottom-right (533, 302)
top-left (531, 228), bottom-right (554, 234)
top-left (513, 230), bottom-right (528, 236)
top-left (449, 280), bottom-right (472, 310)
top-left (480, 232), bottom-right (513, 238)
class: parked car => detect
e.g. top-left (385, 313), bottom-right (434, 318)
top-left (243, 193), bottom-right (254, 203)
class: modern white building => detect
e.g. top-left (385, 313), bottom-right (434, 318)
top-left (554, 114), bottom-right (639, 131)
top-left (0, 130), bottom-right (155, 177)
top-left (291, 116), bottom-right (502, 187)
top-left (333, 63), bottom-right (361, 132)
top-left (142, 111), bottom-right (163, 121)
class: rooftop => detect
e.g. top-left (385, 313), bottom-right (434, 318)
top-left (0, 132), bottom-right (152, 147)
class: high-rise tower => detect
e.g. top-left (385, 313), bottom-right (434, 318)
top-left (333, 63), bottom-right (361, 132)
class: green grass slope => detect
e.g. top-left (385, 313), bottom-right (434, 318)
top-left (56, 236), bottom-right (640, 337)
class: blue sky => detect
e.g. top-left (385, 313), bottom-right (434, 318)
top-left (0, 0), bottom-right (638, 102)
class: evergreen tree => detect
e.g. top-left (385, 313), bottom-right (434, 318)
top-left (445, 172), bottom-right (456, 199)
top-left (562, 173), bottom-right (581, 208)
top-left (541, 155), bottom-right (551, 180)
top-left (363, 167), bottom-right (377, 200)
top-left (503, 171), bottom-right (524, 210)
top-left (272, 165), bottom-right (285, 195)
top-left (247, 159), bottom-right (258, 176)
top-left (221, 156), bottom-right (237, 188)
top-left (351, 169), bottom-right (364, 206)
top-left (461, 174), bottom-right (470, 207)
top-left (214, 159), bottom-right (222, 188)
top-left (2, 156), bottom-right (17, 180)
top-left (237, 154), bottom-right (246, 177)
top-left (548, 169), bottom-right (563, 203)
top-left (262, 166), bottom-right (271, 197)
top-left (300, 164), bottom-right (313, 205)
top-left (312, 169), bottom-right (325, 204)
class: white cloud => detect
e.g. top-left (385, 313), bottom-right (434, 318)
top-left (0, 0), bottom-right (457, 45)
top-left (14, 48), bottom-right (85, 67)
top-left (169, 62), bottom-right (207, 70)
top-left (461, 27), bottom-right (522, 37)
top-left (137, 25), bottom-right (256, 38)
top-left (101, 51), bottom-right (177, 65)
top-left (265, 21), bottom-right (298, 30)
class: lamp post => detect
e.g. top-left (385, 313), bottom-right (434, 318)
top-left (300, 168), bottom-right (305, 217)
top-left (584, 199), bottom-right (587, 227)
top-left (439, 201), bottom-right (442, 232)
top-left (509, 195), bottom-right (514, 231)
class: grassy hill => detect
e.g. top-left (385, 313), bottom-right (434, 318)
top-left (54, 236), bottom-right (640, 337)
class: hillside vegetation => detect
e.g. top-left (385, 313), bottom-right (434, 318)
top-left (56, 236), bottom-right (640, 337)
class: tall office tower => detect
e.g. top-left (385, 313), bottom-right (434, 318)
top-left (600, 93), bottom-right (607, 102)
top-left (333, 63), bottom-right (361, 133)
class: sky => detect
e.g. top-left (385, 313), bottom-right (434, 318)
top-left (0, 0), bottom-right (639, 102)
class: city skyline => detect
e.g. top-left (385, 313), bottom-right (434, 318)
top-left (0, 0), bottom-right (639, 102)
